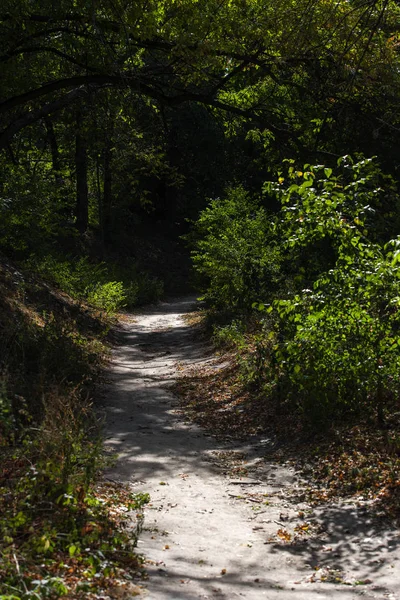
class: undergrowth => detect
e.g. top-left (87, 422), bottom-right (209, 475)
top-left (0, 389), bottom-right (149, 599)
top-left (0, 258), bottom-right (149, 598)
top-left (185, 158), bottom-right (400, 519)
top-left (174, 309), bottom-right (400, 522)
top-left (25, 254), bottom-right (164, 313)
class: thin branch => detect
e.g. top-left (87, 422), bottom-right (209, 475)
top-left (0, 87), bottom-right (88, 150)
top-left (0, 45), bottom-right (101, 72)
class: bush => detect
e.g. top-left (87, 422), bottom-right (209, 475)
top-left (191, 186), bottom-right (281, 311)
top-left (0, 388), bottom-right (149, 598)
top-left (212, 320), bottom-right (247, 348)
top-left (261, 157), bottom-right (400, 425)
top-left (25, 255), bottom-right (108, 300)
top-left (107, 263), bottom-right (164, 307)
top-left (86, 280), bottom-right (127, 313)
top-left (25, 255), bottom-right (164, 313)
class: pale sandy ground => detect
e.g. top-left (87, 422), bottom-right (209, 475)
top-left (102, 297), bottom-right (399, 600)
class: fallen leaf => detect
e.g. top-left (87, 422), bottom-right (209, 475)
top-left (277, 529), bottom-right (292, 542)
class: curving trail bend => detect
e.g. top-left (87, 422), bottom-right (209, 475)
top-left (103, 297), bottom-right (399, 600)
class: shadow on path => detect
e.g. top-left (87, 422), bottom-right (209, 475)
top-left (101, 296), bottom-right (400, 600)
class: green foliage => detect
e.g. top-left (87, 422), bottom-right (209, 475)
top-left (0, 390), bottom-right (149, 599)
top-left (109, 264), bottom-right (164, 307)
top-left (0, 154), bottom-right (75, 257)
top-left (86, 281), bottom-right (126, 314)
top-left (259, 157), bottom-right (400, 425)
top-left (25, 255), bottom-right (164, 314)
top-left (264, 156), bottom-right (385, 250)
top-left (212, 320), bottom-right (249, 350)
top-left (0, 262), bottom-right (150, 599)
top-left (191, 186), bottom-right (281, 311)
top-left (26, 255), bottom-right (111, 302)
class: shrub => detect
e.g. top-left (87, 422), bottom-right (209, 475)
top-left (212, 319), bottom-right (249, 350)
top-left (107, 262), bottom-right (164, 307)
top-left (86, 280), bottom-right (127, 313)
top-left (25, 255), bottom-right (107, 300)
top-left (191, 186), bottom-right (281, 311)
top-left (26, 255), bottom-right (164, 313)
top-left (261, 156), bottom-right (400, 425)
top-left (0, 389), bottom-right (149, 598)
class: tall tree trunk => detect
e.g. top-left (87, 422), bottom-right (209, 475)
top-left (96, 154), bottom-right (105, 256)
top-left (75, 109), bottom-right (88, 233)
top-left (103, 140), bottom-right (112, 246)
top-left (44, 117), bottom-right (63, 184)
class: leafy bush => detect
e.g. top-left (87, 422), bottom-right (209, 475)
top-left (212, 319), bottom-right (249, 350)
top-left (108, 263), bottom-right (164, 307)
top-left (0, 156), bottom-right (75, 258)
top-left (25, 255), bottom-right (108, 299)
top-left (86, 280), bottom-right (127, 313)
top-left (0, 389), bottom-right (149, 599)
top-left (25, 255), bottom-right (164, 313)
top-left (260, 157), bottom-right (400, 425)
top-left (191, 186), bottom-right (281, 311)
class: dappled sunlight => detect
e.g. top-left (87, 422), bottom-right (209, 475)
top-left (101, 297), bottom-right (224, 484)
top-left (100, 296), bottom-right (400, 599)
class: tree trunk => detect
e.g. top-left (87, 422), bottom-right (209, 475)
top-left (96, 154), bottom-right (105, 256)
top-left (44, 117), bottom-right (63, 184)
top-left (75, 109), bottom-right (88, 233)
top-left (103, 139), bottom-right (112, 246)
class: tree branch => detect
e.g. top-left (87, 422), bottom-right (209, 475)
top-left (0, 13), bottom-right (122, 32)
top-left (0, 45), bottom-right (101, 72)
top-left (0, 74), bottom-right (166, 114)
top-left (0, 87), bottom-right (88, 150)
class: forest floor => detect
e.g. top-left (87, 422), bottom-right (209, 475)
top-left (101, 297), bottom-right (399, 600)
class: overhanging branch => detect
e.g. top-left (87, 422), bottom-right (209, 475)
top-left (0, 72), bottom-right (302, 151)
top-left (0, 87), bottom-right (88, 150)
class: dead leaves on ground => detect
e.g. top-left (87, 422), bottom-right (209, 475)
top-left (173, 355), bottom-right (400, 521)
top-left (300, 426), bottom-right (400, 520)
top-left (172, 358), bottom-right (270, 441)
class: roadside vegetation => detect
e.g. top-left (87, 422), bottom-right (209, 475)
top-left (182, 156), bottom-right (400, 521)
top-left (0, 258), bottom-right (150, 599)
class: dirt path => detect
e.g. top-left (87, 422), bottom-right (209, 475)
top-left (103, 297), bottom-right (399, 600)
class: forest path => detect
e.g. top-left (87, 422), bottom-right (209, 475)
top-left (103, 297), bottom-right (399, 600)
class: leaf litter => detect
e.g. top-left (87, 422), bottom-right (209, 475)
top-left (173, 351), bottom-right (400, 524)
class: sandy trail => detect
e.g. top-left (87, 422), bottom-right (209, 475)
top-left (103, 297), bottom-right (399, 600)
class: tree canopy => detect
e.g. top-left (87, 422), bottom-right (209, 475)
top-left (2, 1), bottom-right (400, 150)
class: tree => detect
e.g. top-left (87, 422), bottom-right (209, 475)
top-left (1, 0), bottom-right (399, 243)
top-left (1, 1), bottom-right (398, 151)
